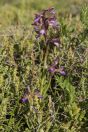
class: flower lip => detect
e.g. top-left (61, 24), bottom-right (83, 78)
top-left (51, 38), bottom-right (60, 47)
top-left (34, 17), bottom-right (40, 23)
top-left (59, 71), bottom-right (66, 76)
top-left (34, 14), bottom-right (42, 23)
top-left (48, 66), bottom-right (56, 74)
top-left (40, 29), bottom-right (46, 35)
top-left (34, 89), bottom-right (43, 99)
top-left (20, 87), bottom-right (30, 103)
top-left (21, 98), bottom-right (28, 103)
top-left (49, 20), bottom-right (56, 25)
top-left (59, 67), bottom-right (66, 76)
top-left (49, 19), bottom-right (58, 27)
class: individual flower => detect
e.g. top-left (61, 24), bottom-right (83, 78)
top-left (20, 87), bottom-right (29, 103)
top-left (48, 58), bottom-right (66, 76)
top-left (34, 89), bottom-right (43, 99)
top-left (20, 88), bottom-right (43, 103)
top-left (48, 18), bottom-right (59, 29)
top-left (48, 57), bottom-right (59, 74)
top-left (47, 38), bottom-right (60, 47)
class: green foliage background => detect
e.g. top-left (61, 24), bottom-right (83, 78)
top-left (0, 0), bottom-right (88, 132)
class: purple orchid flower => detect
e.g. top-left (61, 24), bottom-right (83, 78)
top-left (48, 58), bottom-right (66, 76)
top-left (48, 57), bottom-right (59, 74)
top-left (20, 87), bottom-right (29, 103)
top-left (20, 87), bottom-right (43, 103)
top-left (34, 89), bottom-right (43, 99)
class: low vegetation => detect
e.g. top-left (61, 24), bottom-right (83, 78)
top-left (0, 0), bottom-right (88, 131)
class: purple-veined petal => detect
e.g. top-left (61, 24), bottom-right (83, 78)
top-left (54, 42), bottom-right (59, 47)
top-left (34, 17), bottom-right (40, 23)
top-left (34, 89), bottom-right (43, 99)
top-left (20, 86), bottom-right (30, 103)
top-left (59, 67), bottom-right (66, 76)
top-left (48, 66), bottom-right (56, 74)
top-left (48, 17), bottom-right (58, 28)
top-left (49, 20), bottom-right (57, 26)
top-left (59, 70), bottom-right (66, 76)
top-left (34, 14), bottom-right (41, 23)
top-left (50, 38), bottom-right (60, 47)
top-left (40, 29), bottom-right (46, 35)
top-left (21, 97), bottom-right (28, 103)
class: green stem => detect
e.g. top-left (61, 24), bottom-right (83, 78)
top-left (44, 44), bottom-right (49, 69)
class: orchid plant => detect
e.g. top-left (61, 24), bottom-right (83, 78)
top-left (21, 7), bottom-right (66, 104)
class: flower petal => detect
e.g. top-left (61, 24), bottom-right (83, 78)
top-left (21, 97), bottom-right (28, 103)
top-left (48, 66), bottom-right (56, 74)
top-left (59, 67), bottom-right (66, 76)
top-left (40, 29), bottom-right (46, 35)
top-left (50, 38), bottom-right (60, 47)
top-left (34, 89), bottom-right (43, 99)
